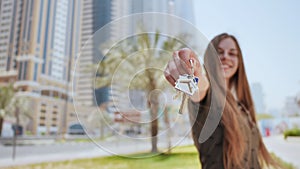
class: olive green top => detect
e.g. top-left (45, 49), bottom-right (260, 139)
top-left (188, 91), bottom-right (261, 169)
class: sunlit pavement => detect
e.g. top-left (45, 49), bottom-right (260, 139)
top-left (1, 135), bottom-right (299, 168)
top-left (0, 136), bottom-right (194, 167)
top-left (263, 135), bottom-right (300, 169)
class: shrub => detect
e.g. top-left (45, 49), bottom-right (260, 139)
top-left (283, 128), bottom-right (300, 139)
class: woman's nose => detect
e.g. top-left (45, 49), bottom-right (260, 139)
top-left (220, 52), bottom-right (229, 60)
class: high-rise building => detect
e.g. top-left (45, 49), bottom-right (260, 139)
top-left (284, 96), bottom-right (300, 117)
top-left (76, 0), bottom-right (195, 107)
top-left (0, 0), bottom-right (21, 83)
top-left (111, 0), bottom-right (194, 22)
top-left (75, 0), bottom-right (112, 106)
top-left (251, 83), bottom-right (266, 114)
top-left (110, 0), bottom-right (195, 41)
top-left (297, 92), bottom-right (300, 107)
top-left (0, 0), bottom-right (82, 135)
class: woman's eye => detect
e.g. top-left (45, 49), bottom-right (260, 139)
top-left (229, 53), bottom-right (238, 57)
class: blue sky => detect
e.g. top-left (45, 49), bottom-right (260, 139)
top-left (193, 0), bottom-right (300, 111)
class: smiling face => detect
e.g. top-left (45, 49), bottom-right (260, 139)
top-left (217, 37), bottom-right (239, 82)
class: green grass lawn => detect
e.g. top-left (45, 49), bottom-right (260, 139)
top-left (3, 146), bottom-right (295, 169)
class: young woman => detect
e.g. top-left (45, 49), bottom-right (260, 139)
top-left (164, 33), bottom-right (281, 169)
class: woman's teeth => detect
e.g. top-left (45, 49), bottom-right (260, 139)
top-left (222, 65), bottom-right (230, 69)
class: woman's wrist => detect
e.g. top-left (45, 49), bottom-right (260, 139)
top-left (190, 74), bottom-right (209, 103)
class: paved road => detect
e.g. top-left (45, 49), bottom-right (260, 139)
top-left (264, 135), bottom-right (300, 169)
top-left (0, 136), bottom-right (194, 167)
top-left (1, 135), bottom-right (299, 169)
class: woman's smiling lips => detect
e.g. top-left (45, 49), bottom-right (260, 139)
top-left (221, 63), bottom-right (232, 70)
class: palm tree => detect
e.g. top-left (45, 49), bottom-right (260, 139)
top-left (96, 31), bottom-right (187, 152)
top-left (0, 85), bottom-right (15, 136)
top-left (5, 95), bottom-right (31, 159)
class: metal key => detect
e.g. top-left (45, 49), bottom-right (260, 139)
top-left (177, 59), bottom-right (196, 114)
top-left (178, 93), bottom-right (187, 114)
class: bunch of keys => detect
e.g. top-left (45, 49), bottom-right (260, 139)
top-left (174, 59), bottom-right (199, 114)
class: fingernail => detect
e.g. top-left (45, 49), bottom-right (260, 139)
top-left (173, 51), bottom-right (179, 57)
top-left (179, 50), bottom-right (188, 59)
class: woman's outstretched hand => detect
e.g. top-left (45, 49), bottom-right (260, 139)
top-left (164, 48), bottom-right (209, 102)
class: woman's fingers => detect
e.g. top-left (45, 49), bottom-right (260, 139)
top-left (167, 60), bottom-right (180, 80)
top-left (164, 48), bottom-right (202, 86)
top-left (164, 59), bottom-right (180, 86)
top-left (178, 48), bottom-right (202, 76)
top-left (178, 48), bottom-right (191, 64)
top-left (173, 51), bottom-right (192, 75)
top-left (164, 68), bottom-right (176, 86)
top-left (178, 48), bottom-right (200, 67)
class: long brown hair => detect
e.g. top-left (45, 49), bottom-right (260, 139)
top-left (210, 33), bottom-right (280, 168)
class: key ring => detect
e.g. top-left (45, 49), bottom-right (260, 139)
top-left (189, 59), bottom-right (194, 75)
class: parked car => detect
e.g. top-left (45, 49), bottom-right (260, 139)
top-left (68, 124), bottom-right (86, 135)
top-left (1, 122), bottom-right (14, 138)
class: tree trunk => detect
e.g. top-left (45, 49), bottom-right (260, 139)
top-left (12, 107), bottom-right (20, 160)
top-left (146, 69), bottom-right (160, 153)
top-left (163, 106), bottom-right (171, 153)
top-left (0, 117), bottom-right (3, 136)
top-left (150, 103), bottom-right (159, 152)
top-left (149, 91), bottom-right (159, 153)
top-left (100, 119), bottom-right (104, 139)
